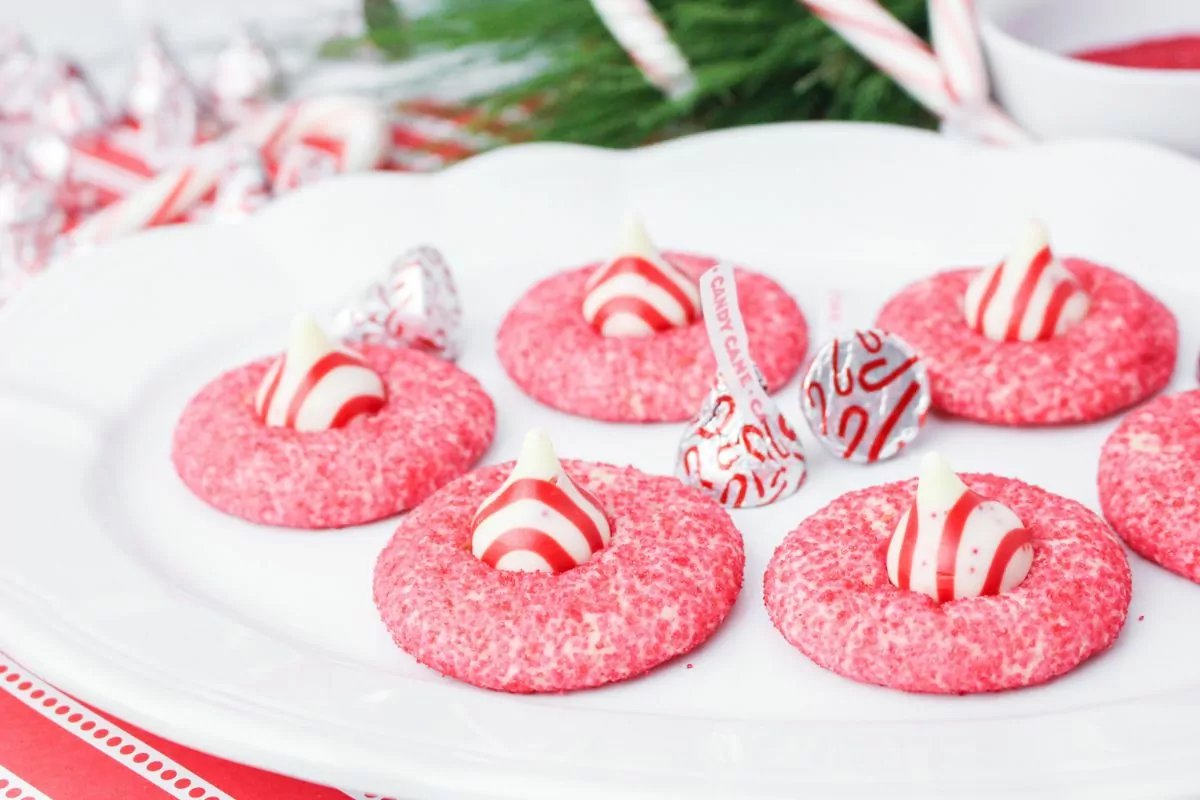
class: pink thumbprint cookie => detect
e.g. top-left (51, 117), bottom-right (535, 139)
top-left (1100, 389), bottom-right (1200, 584)
top-left (374, 442), bottom-right (745, 692)
top-left (765, 455), bottom-right (1131, 694)
top-left (497, 216), bottom-right (806, 422)
top-left (877, 221), bottom-right (1175, 425)
top-left (173, 315), bottom-right (494, 529)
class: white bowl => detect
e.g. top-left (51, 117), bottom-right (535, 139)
top-left (979, 0), bottom-right (1200, 153)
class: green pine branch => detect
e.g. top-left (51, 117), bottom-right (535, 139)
top-left (371, 0), bottom-right (936, 147)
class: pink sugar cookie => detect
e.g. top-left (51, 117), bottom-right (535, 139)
top-left (1100, 389), bottom-right (1200, 583)
top-left (876, 260), bottom-right (1176, 424)
top-left (764, 474), bottom-right (1131, 694)
top-left (173, 346), bottom-right (495, 529)
top-left (374, 461), bottom-right (745, 692)
top-left (497, 253), bottom-right (807, 422)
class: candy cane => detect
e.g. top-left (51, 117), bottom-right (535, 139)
top-left (232, 95), bottom-right (388, 178)
top-left (589, 0), bottom-right (697, 100)
top-left (800, 0), bottom-right (1029, 145)
top-left (69, 95), bottom-right (388, 247)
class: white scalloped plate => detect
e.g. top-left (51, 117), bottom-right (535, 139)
top-left (3, 123), bottom-right (1200, 799)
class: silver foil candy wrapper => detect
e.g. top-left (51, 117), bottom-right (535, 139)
top-left (0, 152), bottom-right (65, 301)
top-left (0, 29), bottom-right (38, 118)
top-left (333, 246), bottom-right (462, 360)
top-left (208, 26), bottom-right (284, 127)
top-left (675, 371), bottom-right (807, 509)
top-left (38, 58), bottom-right (108, 138)
top-left (801, 328), bottom-right (931, 464)
top-left (124, 27), bottom-right (203, 153)
top-left (209, 145), bottom-right (272, 222)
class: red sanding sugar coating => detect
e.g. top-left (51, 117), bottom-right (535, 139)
top-left (374, 461), bottom-right (745, 692)
top-left (172, 346), bottom-right (495, 529)
top-left (1074, 35), bottom-right (1200, 70)
top-left (764, 474), bottom-right (1131, 694)
top-left (497, 253), bottom-right (807, 422)
top-left (876, 260), bottom-right (1176, 425)
top-left (1100, 390), bottom-right (1200, 583)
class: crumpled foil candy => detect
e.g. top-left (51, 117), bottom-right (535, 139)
top-left (334, 245), bottom-right (462, 360)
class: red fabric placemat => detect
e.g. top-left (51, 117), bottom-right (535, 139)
top-left (0, 654), bottom-right (397, 800)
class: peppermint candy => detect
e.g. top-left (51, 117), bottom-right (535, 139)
top-left (886, 453), bottom-right (1034, 602)
top-left (255, 313), bottom-right (386, 432)
top-left (801, 329), bottom-right (930, 464)
top-left (582, 215), bottom-right (701, 338)
top-left (964, 220), bottom-right (1090, 342)
top-left (471, 429), bottom-right (612, 574)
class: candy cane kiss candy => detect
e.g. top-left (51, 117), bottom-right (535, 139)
top-left (255, 312), bottom-right (386, 432)
top-left (582, 214), bottom-right (701, 338)
top-left (963, 219), bottom-right (1089, 342)
top-left (471, 429), bottom-right (612, 573)
top-left (886, 452), bottom-right (1034, 602)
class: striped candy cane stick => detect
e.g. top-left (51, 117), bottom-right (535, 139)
top-left (801, 0), bottom-right (1029, 145)
top-left (929, 0), bottom-right (987, 104)
top-left (69, 95), bottom-right (388, 248)
top-left (590, 0), bottom-right (697, 100)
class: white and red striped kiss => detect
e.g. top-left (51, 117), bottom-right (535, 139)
top-left (886, 453), bottom-right (1034, 603)
top-left (582, 215), bottom-right (702, 338)
top-left (471, 429), bottom-right (612, 574)
top-left (255, 313), bottom-right (387, 432)
top-left (963, 220), bottom-right (1090, 342)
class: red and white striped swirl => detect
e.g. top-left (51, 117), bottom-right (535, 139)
top-left (886, 453), bottom-right (1034, 602)
top-left (964, 220), bottom-right (1090, 342)
top-left (582, 215), bottom-right (701, 338)
top-left (471, 429), bottom-right (612, 574)
top-left (255, 313), bottom-right (386, 432)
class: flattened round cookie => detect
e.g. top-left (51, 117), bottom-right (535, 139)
top-left (1100, 389), bottom-right (1200, 583)
top-left (173, 346), bottom-right (495, 529)
top-left (764, 474), bottom-right (1131, 694)
top-left (373, 461), bottom-right (745, 692)
top-left (496, 253), bottom-right (807, 422)
top-left (875, 260), bottom-right (1176, 424)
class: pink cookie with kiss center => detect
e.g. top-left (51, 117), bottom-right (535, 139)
top-left (374, 461), bottom-right (745, 692)
top-left (876, 260), bottom-right (1176, 425)
top-left (172, 345), bottom-right (495, 529)
top-left (1100, 389), bottom-right (1200, 583)
top-left (497, 253), bottom-right (807, 422)
top-left (764, 474), bottom-right (1131, 694)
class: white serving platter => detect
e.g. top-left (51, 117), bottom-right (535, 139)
top-left (2, 123), bottom-right (1199, 799)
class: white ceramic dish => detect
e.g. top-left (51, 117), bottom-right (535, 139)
top-left (2, 123), bottom-right (1200, 799)
top-left (979, 0), bottom-right (1200, 154)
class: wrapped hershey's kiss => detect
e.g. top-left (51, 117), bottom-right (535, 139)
top-left (334, 245), bottom-right (462, 360)
top-left (964, 219), bottom-right (1089, 342)
top-left (124, 26), bottom-right (204, 152)
top-left (471, 429), bottom-right (612, 573)
top-left (801, 329), bottom-right (930, 463)
top-left (207, 25), bottom-right (284, 126)
top-left (674, 263), bottom-right (806, 508)
top-left (38, 57), bottom-right (108, 138)
top-left (886, 453), bottom-right (1034, 602)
